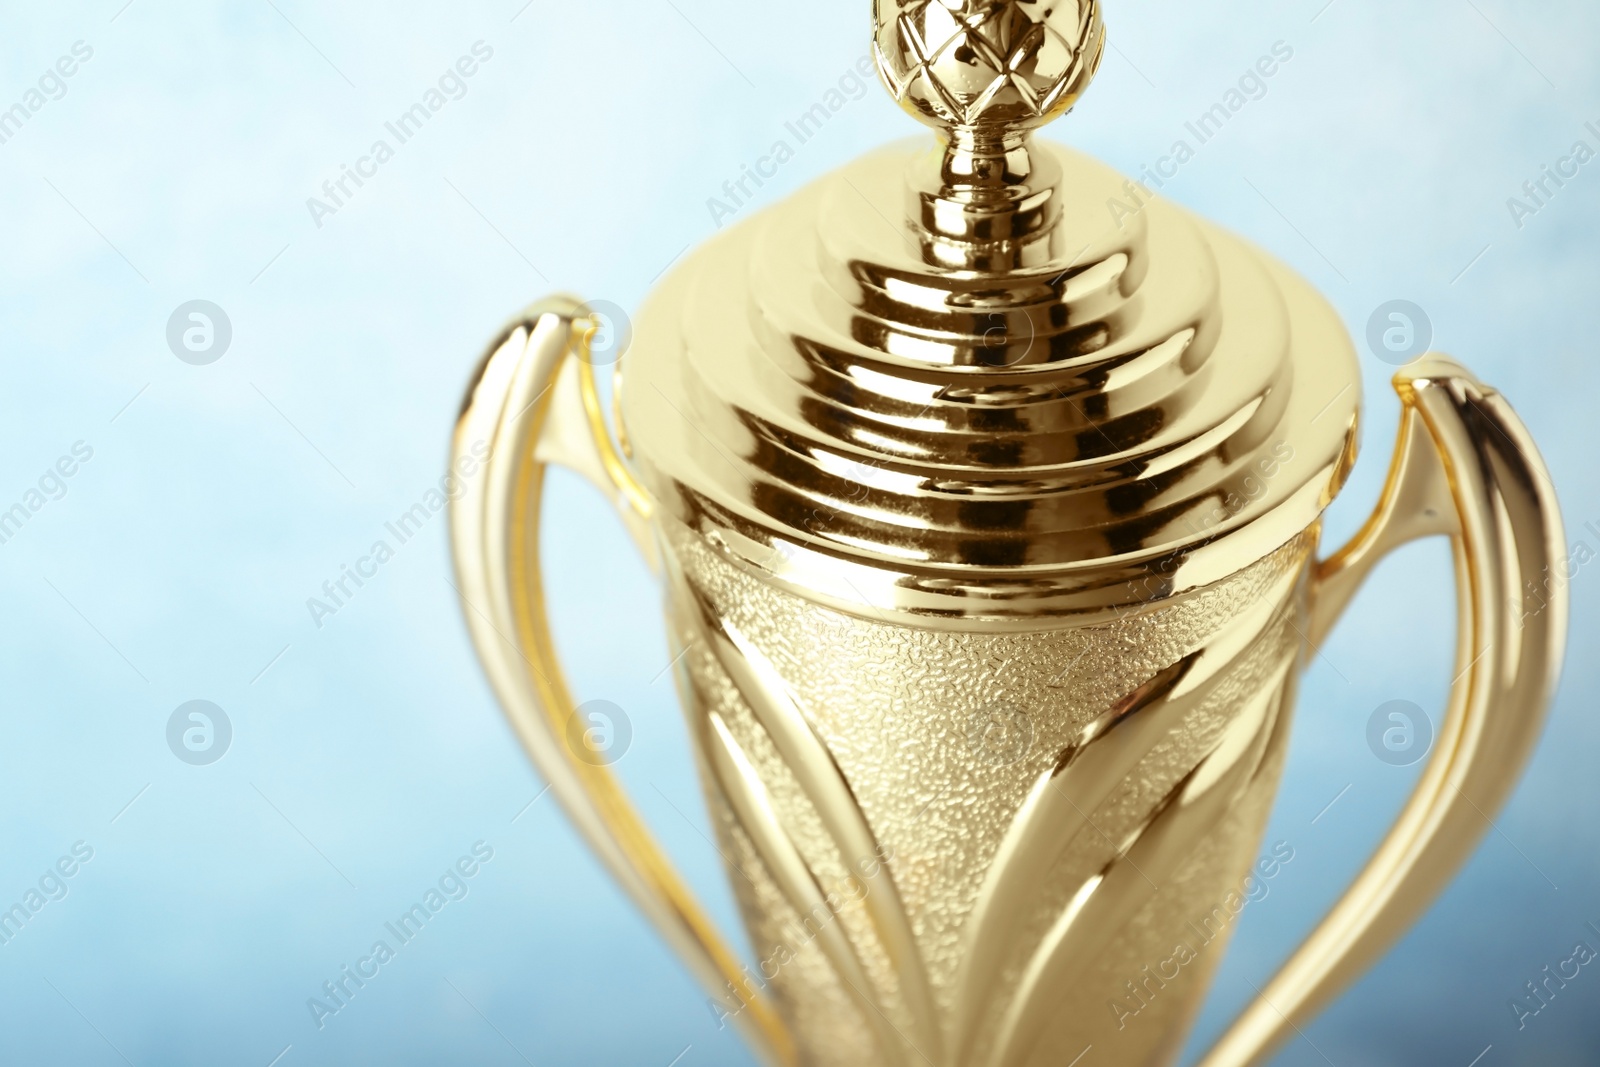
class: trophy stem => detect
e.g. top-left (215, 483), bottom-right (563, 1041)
top-left (906, 129), bottom-right (1065, 245)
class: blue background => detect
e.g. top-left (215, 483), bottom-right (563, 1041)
top-left (1, 1), bottom-right (1596, 1064)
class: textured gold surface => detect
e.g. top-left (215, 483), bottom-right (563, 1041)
top-left (670, 518), bottom-right (1312, 1066)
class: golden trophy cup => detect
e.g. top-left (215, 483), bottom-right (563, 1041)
top-left (448, 2), bottom-right (1567, 1064)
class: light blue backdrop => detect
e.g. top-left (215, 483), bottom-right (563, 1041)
top-left (1, 1), bottom-right (1597, 1064)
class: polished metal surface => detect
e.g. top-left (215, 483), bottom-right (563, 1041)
top-left (449, 2), bottom-right (1568, 1064)
top-left (620, 0), bottom-right (1357, 621)
top-left (623, 138), bottom-right (1357, 621)
top-left (873, 0), bottom-right (1103, 135)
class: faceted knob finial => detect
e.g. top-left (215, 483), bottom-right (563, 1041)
top-left (872, 0), bottom-right (1105, 141)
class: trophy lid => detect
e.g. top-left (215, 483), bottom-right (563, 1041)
top-left (619, 0), bottom-right (1360, 622)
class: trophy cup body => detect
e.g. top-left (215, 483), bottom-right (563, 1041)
top-left (664, 514), bottom-right (1311, 1066)
top-left (450, 3), bottom-right (1567, 1065)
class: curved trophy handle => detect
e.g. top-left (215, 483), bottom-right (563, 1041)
top-left (449, 296), bottom-right (795, 1067)
top-left (1199, 355), bottom-right (1568, 1066)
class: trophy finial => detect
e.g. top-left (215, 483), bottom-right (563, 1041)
top-left (872, 0), bottom-right (1105, 144)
